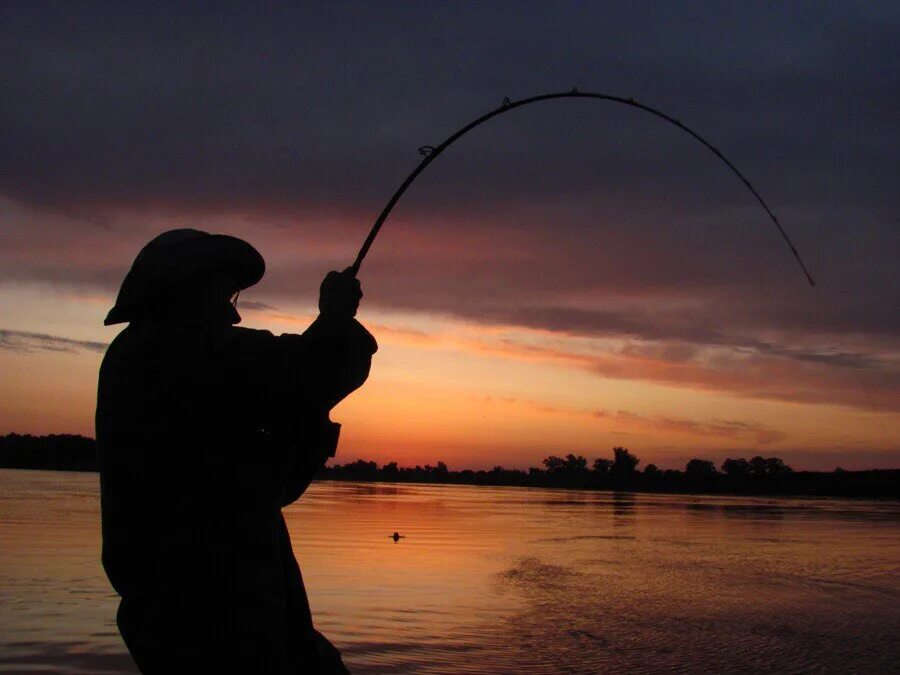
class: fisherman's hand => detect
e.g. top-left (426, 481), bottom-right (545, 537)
top-left (319, 268), bottom-right (362, 317)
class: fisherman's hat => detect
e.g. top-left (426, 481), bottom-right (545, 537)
top-left (104, 229), bottom-right (265, 325)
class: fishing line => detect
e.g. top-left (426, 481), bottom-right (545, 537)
top-left (349, 89), bottom-right (816, 287)
top-left (344, 91), bottom-right (896, 471)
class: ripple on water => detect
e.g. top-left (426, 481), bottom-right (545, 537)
top-left (2, 473), bottom-right (899, 674)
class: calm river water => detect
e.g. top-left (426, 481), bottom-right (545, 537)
top-left (1, 469), bottom-right (898, 674)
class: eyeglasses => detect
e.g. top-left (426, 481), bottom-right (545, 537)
top-left (231, 290), bottom-right (240, 308)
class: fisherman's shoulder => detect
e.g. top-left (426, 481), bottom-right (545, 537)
top-left (216, 325), bottom-right (279, 350)
top-left (224, 325), bottom-right (278, 340)
top-left (99, 325), bottom-right (147, 366)
top-left (304, 314), bottom-right (378, 355)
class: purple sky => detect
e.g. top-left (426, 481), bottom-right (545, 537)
top-left (1, 2), bottom-right (897, 469)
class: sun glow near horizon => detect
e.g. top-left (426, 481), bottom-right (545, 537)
top-left (1, 282), bottom-right (897, 472)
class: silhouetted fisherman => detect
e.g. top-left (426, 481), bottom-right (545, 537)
top-left (96, 229), bottom-right (376, 674)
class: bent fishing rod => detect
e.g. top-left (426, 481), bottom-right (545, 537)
top-left (349, 89), bottom-right (815, 287)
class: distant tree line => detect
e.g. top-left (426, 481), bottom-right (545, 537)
top-left (1, 434), bottom-right (896, 498)
top-left (0, 433), bottom-right (97, 471)
top-left (320, 447), bottom-right (899, 499)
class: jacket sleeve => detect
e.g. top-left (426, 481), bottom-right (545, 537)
top-left (277, 312), bottom-right (378, 416)
top-left (217, 317), bottom-right (376, 506)
top-left (271, 314), bottom-right (377, 504)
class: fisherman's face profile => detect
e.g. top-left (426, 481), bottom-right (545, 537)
top-left (148, 272), bottom-right (242, 326)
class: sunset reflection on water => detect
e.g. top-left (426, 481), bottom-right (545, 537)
top-left (1, 470), bottom-right (898, 673)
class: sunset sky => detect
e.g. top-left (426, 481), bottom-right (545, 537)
top-left (1, 3), bottom-right (897, 470)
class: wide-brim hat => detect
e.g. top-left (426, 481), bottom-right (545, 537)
top-left (104, 229), bottom-right (265, 325)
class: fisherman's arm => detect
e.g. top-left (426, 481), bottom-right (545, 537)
top-left (272, 269), bottom-right (377, 503)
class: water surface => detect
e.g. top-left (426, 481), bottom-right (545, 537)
top-left (1, 470), bottom-right (898, 673)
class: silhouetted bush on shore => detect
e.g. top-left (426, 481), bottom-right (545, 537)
top-left (1, 434), bottom-right (896, 499)
top-left (0, 433), bottom-right (98, 471)
top-left (319, 448), bottom-right (899, 499)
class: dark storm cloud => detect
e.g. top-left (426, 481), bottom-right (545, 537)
top-left (0, 1), bottom-right (897, 409)
top-left (0, 329), bottom-right (108, 354)
top-left (592, 410), bottom-right (785, 444)
top-left (2, 2), bottom-right (897, 213)
top-left (237, 300), bottom-right (278, 312)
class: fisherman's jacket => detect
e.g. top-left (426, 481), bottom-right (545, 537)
top-left (96, 313), bottom-right (375, 674)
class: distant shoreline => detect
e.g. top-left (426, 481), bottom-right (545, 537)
top-left (0, 434), bottom-right (900, 500)
top-left (318, 463), bottom-right (899, 501)
top-left (1, 433), bottom-right (897, 500)
top-left (0, 465), bottom-right (98, 473)
top-left (0, 434), bottom-right (98, 472)
top-left (2, 466), bottom-right (898, 503)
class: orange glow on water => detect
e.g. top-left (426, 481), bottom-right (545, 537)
top-left (4, 472), bottom-right (899, 673)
